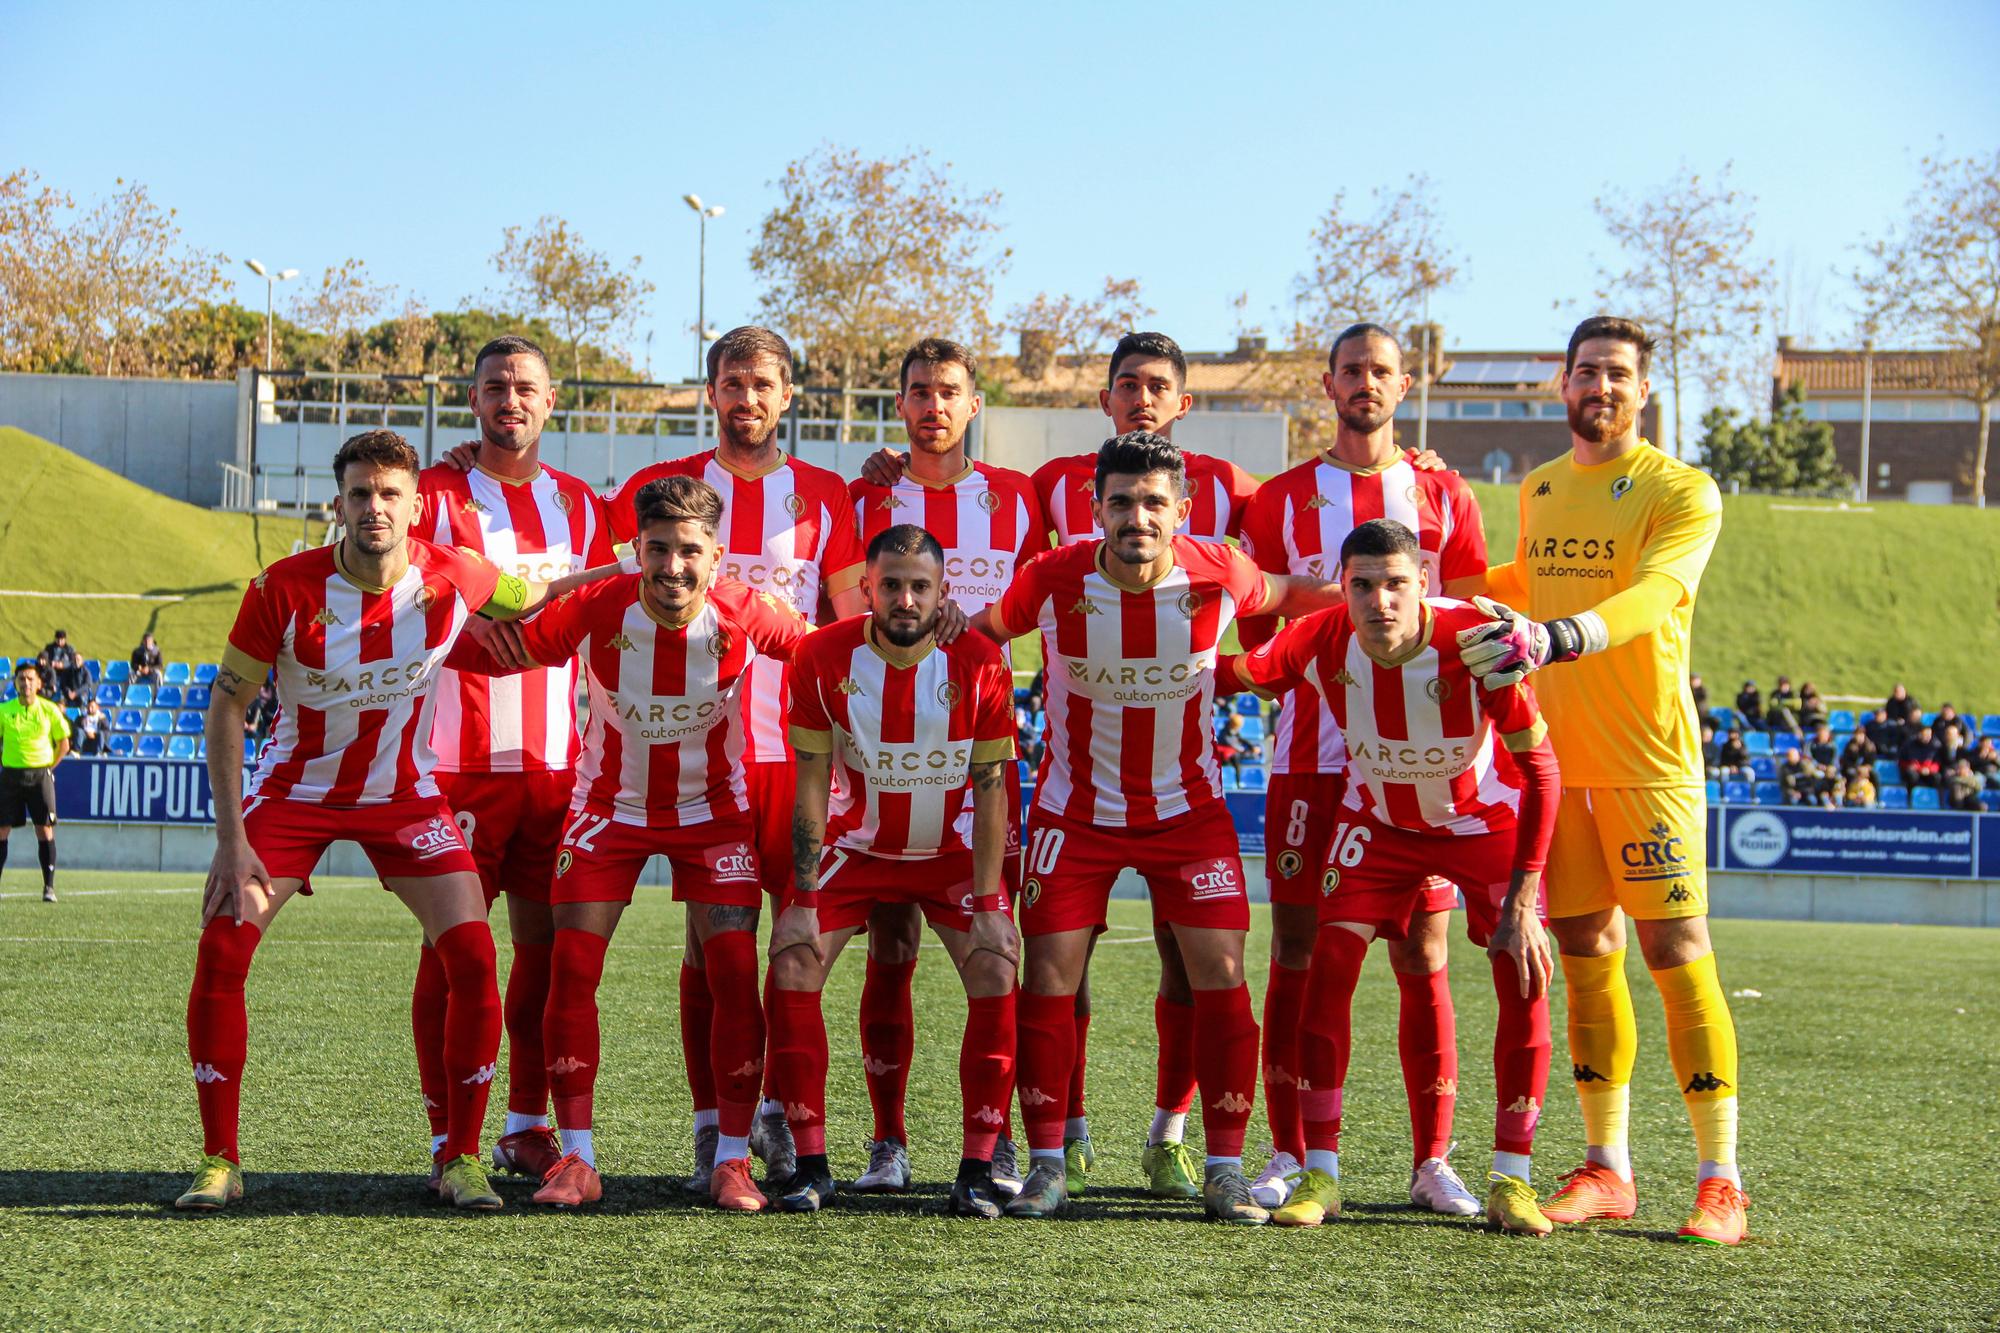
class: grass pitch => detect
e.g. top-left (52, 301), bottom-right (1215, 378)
top-left (0, 869), bottom-right (1994, 1329)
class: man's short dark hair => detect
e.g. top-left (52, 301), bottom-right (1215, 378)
top-left (1565, 316), bottom-right (1657, 377)
top-left (1094, 430), bottom-right (1186, 498)
top-left (472, 334), bottom-right (550, 380)
top-left (634, 474), bottom-right (724, 538)
top-left (866, 523), bottom-right (945, 567)
top-left (1328, 322), bottom-right (1401, 374)
top-left (332, 430), bottom-right (422, 485)
top-left (1107, 331), bottom-right (1187, 391)
top-left (707, 326), bottom-right (794, 386)
top-left (898, 337), bottom-right (978, 392)
top-left (1339, 517), bottom-right (1423, 568)
top-left (12, 660), bottom-right (35, 679)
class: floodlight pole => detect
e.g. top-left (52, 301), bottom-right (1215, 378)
top-left (683, 194), bottom-right (725, 381)
top-left (1858, 338), bottom-right (1874, 503)
top-left (1417, 284), bottom-right (1432, 456)
top-left (244, 258), bottom-right (298, 370)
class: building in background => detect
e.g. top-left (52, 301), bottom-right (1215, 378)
top-left (1773, 339), bottom-right (1995, 505)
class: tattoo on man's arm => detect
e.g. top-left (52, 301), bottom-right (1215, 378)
top-left (792, 814), bottom-right (820, 882)
top-left (971, 761), bottom-right (1004, 794)
top-left (214, 668), bottom-right (249, 698)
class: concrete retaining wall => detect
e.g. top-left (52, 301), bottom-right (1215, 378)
top-left (0, 373), bottom-right (242, 506)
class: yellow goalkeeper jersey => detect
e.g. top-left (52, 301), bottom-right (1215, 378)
top-left (1487, 440), bottom-right (1721, 789)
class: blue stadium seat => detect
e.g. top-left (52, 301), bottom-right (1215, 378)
top-left (84, 659), bottom-right (102, 682)
top-left (1748, 755), bottom-right (1777, 781)
top-left (1722, 780), bottom-right (1752, 804)
top-left (1874, 759), bottom-right (1902, 788)
top-left (136, 734), bottom-right (167, 759)
top-left (193, 663), bottom-right (219, 685)
top-left (196, 737), bottom-right (208, 760)
top-left (154, 684), bottom-right (183, 709)
top-left (1705, 779), bottom-right (1722, 804)
top-left (1879, 785), bottom-right (1909, 809)
top-left (1234, 694), bottom-right (1261, 716)
top-left (1984, 794), bottom-right (2000, 813)
top-left (1237, 715), bottom-right (1263, 743)
top-left (1911, 785), bottom-right (1941, 810)
top-left (164, 662), bottom-right (192, 685)
top-left (1238, 764), bottom-right (1266, 790)
top-left (123, 683), bottom-right (153, 707)
top-left (143, 709), bottom-right (173, 734)
top-left (1920, 710), bottom-right (1939, 727)
top-left (167, 734), bottom-right (198, 760)
top-left (1828, 708), bottom-right (1855, 732)
top-left (174, 710), bottom-right (203, 734)
top-left (1983, 715), bottom-right (2000, 738)
top-left (114, 708), bottom-right (143, 731)
top-left (1219, 766), bottom-right (1239, 790)
top-left (104, 659), bottom-right (131, 684)
top-left (185, 685), bottom-right (211, 710)
top-left (63, 705), bottom-right (79, 721)
top-left (0, 682), bottom-right (11, 703)
top-left (95, 682), bottom-right (122, 706)
top-left (1743, 732), bottom-right (1772, 755)
top-left (1754, 781), bottom-right (1784, 806)
top-left (244, 737), bottom-right (260, 762)
top-left (106, 733), bottom-right (135, 757)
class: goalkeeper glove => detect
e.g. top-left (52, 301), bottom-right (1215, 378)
top-left (1455, 596), bottom-right (1590, 687)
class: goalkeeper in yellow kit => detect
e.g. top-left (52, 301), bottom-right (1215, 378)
top-left (1458, 316), bottom-right (1746, 1246)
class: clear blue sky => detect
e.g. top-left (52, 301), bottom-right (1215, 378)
top-left (6, 0), bottom-right (1996, 379)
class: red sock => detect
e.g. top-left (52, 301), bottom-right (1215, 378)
top-left (703, 929), bottom-right (765, 1139)
top-left (679, 962), bottom-right (715, 1112)
top-left (1191, 984), bottom-right (1259, 1159)
top-left (860, 955), bottom-right (916, 1143)
top-left (187, 918), bottom-right (261, 1164)
top-left (766, 987), bottom-right (828, 1155)
top-left (1016, 991), bottom-right (1075, 1151)
top-left (1154, 995), bottom-right (1197, 1116)
top-left (1489, 955), bottom-right (1552, 1157)
top-left (1066, 1005), bottom-right (1092, 1122)
top-left (961, 992), bottom-right (1016, 1161)
top-left (760, 969), bottom-right (782, 1108)
top-left (1300, 926), bottom-right (1369, 1154)
top-left (544, 928), bottom-right (609, 1133)
top-left (1396, 964), bottom-right (1457, 1165)
top-left (411, 942), bottom-right (449, 1138)
top-left (1261, 962), bottom-right (1310, 1160)
top-left (433, 920), bottom-right (502, 1162)
top-left (503, 935), bottom-right (553, 1118)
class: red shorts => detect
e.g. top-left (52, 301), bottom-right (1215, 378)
top-left (746, 759), bottom-right (796, 898)
top-left (551, 805), bottom-right (763, 908)
top-left (1317, 812), bottom-right (1544, 946)
top-left (436, 769), bottom-right (575, 906)
top-left (810, 847), bottom-right (1011, 934)
top-left (1266, 774), bottom-right (1456, 920)
top-left (243, 792), bottom-right (478, 891)
top-left (1019, 801), bottom-right (1250, 937)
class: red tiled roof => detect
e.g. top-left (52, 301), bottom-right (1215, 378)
top-left (1775, 348), bottom-right (1981, 395)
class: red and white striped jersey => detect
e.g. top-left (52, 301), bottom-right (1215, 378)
top-left (1031, 451), bottom-right (1257, 547)
top-left (851, 462), bottom-right (1049, 616)
top-left (608, 451), bottom-right (864, 764)
top-left (995, 536), bottom-right (1273, 828)
top-left (223, 538), bottom-right (502, 806)
top-left (1239, 453), bottom-right (1486, 776)
top-left (476, 576), bottom-right (809, 829)
top-left (419, 463), bottom-right (614, 773)
top-left (1227, 600), bottom-right (1546, 838)
top-left (788, 616), bottom-right (1016, 859)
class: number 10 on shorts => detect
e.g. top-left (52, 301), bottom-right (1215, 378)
top-left (1025, 827), bottom-right (1065, 877)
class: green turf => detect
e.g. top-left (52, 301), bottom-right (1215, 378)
top-left (0, 869), bottom-right (1994, 1329)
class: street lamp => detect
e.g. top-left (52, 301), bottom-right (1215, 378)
top-left (682, 194), bottom-right (724, 380)
top-left (1858, 337), bottom-right (1875, 504)
top-left (244, 258), bottom-right (299, 370)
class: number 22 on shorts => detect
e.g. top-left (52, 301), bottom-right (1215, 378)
top-left (563, 811), bottom-right (610, 853)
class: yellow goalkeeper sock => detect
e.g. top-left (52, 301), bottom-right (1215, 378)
top-left (1652, 951), bottom-right (1740, 1180)
top-left (1560, 949), bottom-right (1638, 1176)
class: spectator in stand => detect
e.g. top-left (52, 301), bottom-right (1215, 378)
top-left (1945, 760), bottom-right (1985, 812)
top-left (1864, 707), bottom-right (1903, 752)
top-left (1898, 724), bottom-right (1942, 788)
top-left (1701, 720), bottom-right (1721, 782)
top-left (243, 681), bottom-right (279, 746)
top-left (1808, 723), bottom-right (1839, 772)
top-left (1015, 690), bottom-right (1045, 769)
top-left (1970, 736), bottom-right (2000, 789)
top-left (129, 633), bottom-right (164, 688)
top-left (73, 698), bottom-right (112, 756)
top-left (1735, 679), bottom-right (1763, 729)
top-left (1767, 675), bottom-right (1802, 736)
top-left (1778, 747), bottom-right (1835, 808)
top-left (1690, 673), bottom-right (1711, 726)
top-left (1937, 722), bottom-right (1972, 773)
top-left (1843, 767), bottom-right (1877, 808)
top-left (1932, 703), bottom-right (1966, 741)
top-left (40, 630), bottom-right (87, 707)
top-left (1212, 710), bottom-right (1262, 780)
top-left (1840, 726), bottom-right (1878, 779)
top-left (1797, 682), bottom-right (1828, 733)
top-left (1718, 728), bottom-right (1751, 783)
top-left (1883, 683), bottom-right (1918, 726)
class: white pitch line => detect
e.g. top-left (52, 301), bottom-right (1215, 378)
top-left (0, 588), bottom-right (189, 601)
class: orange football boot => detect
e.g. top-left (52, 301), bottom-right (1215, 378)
top-left (531, 1152), bottom-right (603, 1208)
top-left (710, 1157), bottom-right (767, 1212)
top-left (1541, 1162), bottom-right (1638, 1224)
top-left (1678, 1177), bottom-right (1749, 1246)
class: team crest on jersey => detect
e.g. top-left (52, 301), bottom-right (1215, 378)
top-left (836, 676), bottom-right (863, 696)
top-left (1406, 485), bottom-right (1422, 505)
top-left (937, 680), bottom-right (961, 709)
top-left (784, 493), bottom-right (807, 517)
top-left (1022, 876), bottom-right (1042, 907)
top-left (607, 631), bottom-right (636, 652)
top-left (554, 849), bottom-right (573, 877)
top-left (1322, 867), bottom-right (1341, 895)
top-left (461, 498), bottom-right (488, 515)
top-left (312, 607), bottom-right (341, 627)
top-left (1332, 668), bottom-right (1358, 688)
top-left (553, 491), bottom-right (574, 514)
top-left (1304, 494), bottom-right (1331, 509)
top-left (1069, 598), bottom-right (1102, 615)
top-left (1425, 677), bottom-right (1450, 703)
top-left (1176, 590), bottom-right (1201, 619)
top-left (414, 584), bottom-right (438, 613)
top-left (879, 494), bottom-right (907, 510)
top-left (1611, 476), bottom-right (1634, 501)
top-left (707, 629), bottom-right (729, 659)
top-left (977, 488), bottom-right (1000, 513)
top-left (1276, 849), bottom-right (1304, 879)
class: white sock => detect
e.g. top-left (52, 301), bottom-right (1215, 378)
top-left (561, 1127), bottom-right (594, 1168)
top-left (430, 1133), bottom-right (447, 1157)
top-left (1148, 1108), bottom-right (1187, 1146)
top-left (1204, 1155), bottom-right (1241, 1171)
top-left (759, 1097), bottom-right (783, 1119)
top-left (1698, 1159), bottom-right (1741, 1186)
top-left (715, 1133), bottom-right (750, 1163)
top-left (1492, 1151), bottom-right (1532, 1182)
top-left (1586, 1143), bottom-right (1633, 1181)
top-left (1305, 1149), bottom-right (1339, 1177)
top-left (1065, 1116), bottom-right (1089, 1140)
top-left (503, 1111), bottom-right (548, 1137)
top-left (692, 1107), bottom-right (719, 1133)
top-left (1030, 1148), bottom-right (1065, 1164)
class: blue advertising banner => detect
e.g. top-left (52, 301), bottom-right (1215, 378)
top-left (1713, 805), bottom-right (1982, 879)
top-left (54, 758), bottom-right (228, 825)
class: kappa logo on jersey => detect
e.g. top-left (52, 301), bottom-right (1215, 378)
top-left (253, 570), bottom-right (269, 591)
top-left (1020, 1086), bottom-right (1059, 1106)
top-left (462, 1062), bottom-right (498, 1086)
top-left (1069, 598), bottom-right (1102, 615)
top-left (1275, 849), bottom-right (1304, 879)
top-left (554, 849), bottom-right (573, 877)
top-left (937, 680), bottom-right (961, 709)
top-left (1332, 667), bottom-right (1359, 688)
top-left (1187, 858), bottom-right (1243, 900)
top-left (1534, 480), bottom-right (1553, 497)
top-left (705, 841), bottom-right (758, 884)
top-left (1175, 590), bottom-right (1201, 619)
top-left (1611, 476), bottom-right (1635, 501)
top-left (548, 1055), bottom-right (590, 1076)
top-left (1684, 1072), bottom-right (1731, 1094)
top-left (606, 631), bottom-right (636, 653)
top-left (878, 493), bottom-right (906, 509)
top-left (784, 493), bottom-right (807, 517)
top-left (405, 816), bottom-right (466, 860)
top-left (977, 488), bottom-right (1000, 512)
top-left (461, 497), bottom-right (489, 514)
top-left (1304, 494), bottom-right (1332, 509)
top-left (191, 1063), bottom-right (229, 1084)
top-left (312, 607), bottom-right (342, 627)
top-left (1210, 1092), bottom-right (1252, 1114)
top-left (836, 676), bottom-right (863, 695)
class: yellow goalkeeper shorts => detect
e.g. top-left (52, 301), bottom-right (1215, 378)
top-left (1545, 785), bottom-right (1708, 921)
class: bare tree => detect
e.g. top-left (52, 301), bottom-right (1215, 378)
top-left (290, 258), bottom-right (391, 375)
top-left (1590, 163), bottom-right (1775, 455)
top-left (1005, 277), bottom-right (1151, 375)
top-left (0, 169), bottom-right (75, 372)
top-left (492, 216), bottom-right (653, 385)
top-left (1294, 174), bottom-right (1460, 344)
top-left (750, 145), bottom-right (1008, 435)
top-left (1852, 148), bottom-right (2000, 506)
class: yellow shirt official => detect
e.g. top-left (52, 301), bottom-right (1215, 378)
top-left (1488, 441), bottom-right (1721, 789)
top-left (0, 696), bottom-right (70, 769)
